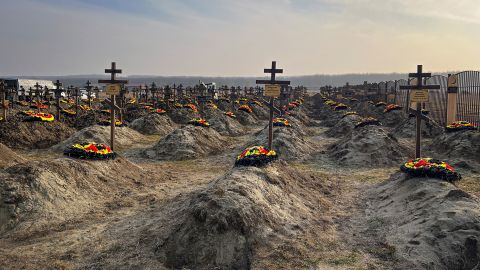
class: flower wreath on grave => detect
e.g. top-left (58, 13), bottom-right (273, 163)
top-left (324, 100), bottom-right (337, 106)
top-left (61, 99), bottom-right (75, 104)
top-left (446, 121), bottom-right (477, 132)
top-left (292, 100), bottom-right (302, 106)
top-left (273, 118), bottom-right (291, 127)
top-left (183, 103), bottom-right (198, 113)
top-left (355, 117), bottom-right (381, 129)
top-left (288, 103), bottom-right (297, 110)
top-left (384, 104), bottom-right (403, 113)
top-left (174, 103), bottom-right (183, 108)
top-left (19, 110), bottom-right (35, 116)
top-left (235, 146), bottom-right (278, 167)
top-left (24, 112), bottom-right (55, 122)
top-left (400, 158), bottom-right (461, 182)
top-left (64, 142), bottom-right (116, 160)
top-left (334, 103), bottom-right (348, 111)
top-left (138, 102), bottom-right (154, 107)
top-left (16, 101), bottom-right (29, 106)
top-left (206, 103), bottom-right (218, 110)
top-left (342, 111), bottom-right (359, 118)
top-left (30, 103), bottom-right (49, 109)
top-left (188, 118), bottom-right (210, 127)
top-left (225, 111), bottom-right (236, 118)
top-left (150, 108), bottom-right (166, 114)
top-left (98, 119), bottom-right (127, 127)
top-left (238, 105), bottom-right (253, 113)
top-left (143, 105), bottom-right (153, 110)
top-left (375, 102), bottom-right (387, 107)
top-left (250, 100), bottom-right (263, 107)
top-left (99, 109), bottom-right (111, 115)
top-left (80, 105), bottom-right (92, 111)
top-left (127, 98), bottom-right (136, 104)
top-left (62, 109), bottom-right (77, 116)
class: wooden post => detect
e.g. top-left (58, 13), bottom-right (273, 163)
top-left (54, 80), bottom-right (63, 121)
top-left (0, 80), bottom-right (7, 121)
top-left (446, 74), bottom-right (458, 125)
top-left (98, 62), bottom-right (128, 151)
top-left (74, 87), bottom-right (80, 118)
top-left (85, 80), bottom-right (93, 108)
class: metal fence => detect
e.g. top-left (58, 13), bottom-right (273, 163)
top-left (456, 71), bottom-right (480, 127)
top-left (394, 79), bottom-right (409, 108)
top-left (425, 75), bottom-right (448, 126)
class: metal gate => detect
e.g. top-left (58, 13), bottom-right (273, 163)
top-left (425, 75), bottom-right (448, 126)
top-left (456, 71), bottom-right (480, 127)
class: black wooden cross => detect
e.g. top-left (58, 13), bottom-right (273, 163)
top-left (54, 80), bottom-right (64, 121)
top-left (73, 87), bottom-right (81, 117)
top-left (150, 82), bottom-right (157, 107)
top-left (20, 86), bottom-right (26, 101)
top-left (98, 62), bottom-right (128, 151)
top-left (172, 84), bottom-right (177, 103)
top-left (400, 65), bottom-right (440, 158)
top-left (94, 86), bottom-right (100, 102)
top-left (33, 82), bottom-right (43, 111)
top-left (85, 80), bottom-right (93, 107)
top-left (256, 61), bottom-right (291, 150)
top-left (28, 87), bottom-right (33, 106)
top-left (0, 80), bottom-right (7, 121)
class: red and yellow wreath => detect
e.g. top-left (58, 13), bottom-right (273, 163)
top-left (98, 119), bottom-right (126, 127)
top-left (30, 103), bottom-right (49, 109)
top-left (188, 118), bottom-right (210, 127)
top-left (225, 111), bottom-right (236, 118)
top-left (400, 158), bottom-right (461, 182)
top-left (24, 112), bottom-right (55, 122)
top-left (235, 146), bottom-right (278, 167)
top-left (64, 142), bottom-right (116, 160)
top-left (151, 108), bottom-right (166, 114)
top-left (273, 117), bottom-right (291, 127)
top-left (16, 101), bottom-right (29, 106)
top-left (446, 121), bottom-right (476, 132)
top-left (238, 105), bottom-right (253, 113)
top-left (355, 117), bottom-right (381, 128)
top-left (184, 103), bottom-right (198, 112)
top-left (384, 104), bottom-right (402, 113)
top-left (62, 109), bottom-right (77, 116)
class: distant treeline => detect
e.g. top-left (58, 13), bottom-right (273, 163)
top-left (12, 72), bottom-right (453, 89)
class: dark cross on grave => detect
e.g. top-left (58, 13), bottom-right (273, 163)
top-left (150, 82), bottom-right (157, 107)
top-left (43, 86), bottom-right (51, 103)
top-left (54, 80), bottom-right (64, 121)
top-left (118, 85), bottom-right (128, 123)
top-left (20, 86), bottom-right (26, 101)
top-left (0, 80), bottom-right (7, 121)
top-left (164, 85), bottom-right (172, 109)
top-left (28, 87), bottom-right (33, 106)
top-left (400, 65), bottom-right (440, 158)
top-left (256, 61), bottom-right (291, 150)
top-left (94, 86), bottom-right (100, 102)
top-left (7, 86), bottom-right (16, 110)
top-left (33, 82), bottom-right (43, 112)
top-left (280, 85), bottom-right (291, 115)
top-left (172, 84), bottom-right (177, 103)
top-left (85, 80), bottom-right (93, 107)
top-left (73, 87), bottom-right (81, 118)
top-left (98, 62), bottom-right (128, 151)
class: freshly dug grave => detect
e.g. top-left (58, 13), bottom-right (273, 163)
top-left (250, 104), bottom-right (270, 120)
top-left (394, 117), bottom-right (444, 138)
top-left (51, 125), bottom-right (146, 152)
top-left (288, 108), bottom-right (320, 127)
top-left (168, 108), bottom-right (198, 124)
top-left (235, 110), bottom-right (258, 126)
top-left (367, 172), bottom-right (480, 270)
top-left (123, 105), bottom-right (149, 123)
top-left (203, 109), bottom-right (245, 136)
top-left (321, 111), bottom-right (345, 127)
top-left (0, 115), bottom-right (76, 149)
top-left (328, 125), bottom-right (411, 166)
top-left (429, 130), bottom-right (480, 164)
top-left (379, 109), bottom-right (408, 128)
top-left (62, 111), bottom-right (99, 130)
top-left (130, 113), bottom-right (176, 136)
top-left (142, 125), bottom-right (228, 160)
top-left (325, 114), bottom-right (363, 137)
top-left (0, 157), bottom-right (148, 235)
top-left (0, 143), bottom-right (26, 169)
top-left (153, 162), bottom-right (333, 270)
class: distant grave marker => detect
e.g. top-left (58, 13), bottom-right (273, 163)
top-left (54, 80), bottom-right (64, 121)
top-left (85, 80), bottom-right (93, 107)
top-left (0, 80), bottom-right (8, 121)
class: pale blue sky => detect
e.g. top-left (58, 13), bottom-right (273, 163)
top-left (1, 0), bottom-right (479, 76)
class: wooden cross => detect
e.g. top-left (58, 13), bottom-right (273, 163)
top-left (164, 85), bottom-right (172, 109)
top-left (98, 62), bottom-right (128, 151)
top-left (0, 80), bottom-right (7, 121)
top-left (150, 82), bottom-right (157, 107)
top-left (33, 82), bottom-right (43, 112)
top-left (85, 80), bottom-right (93, 107)
top-left (28, 87), bottom-right (33, 106)
top-left (20, 86), bottom-right (26, 101)
top-left (256, 61), bottom-right (291, 150)
top-left (7, 87), bottom-right (16, 110)
top-left (400, 65), bottom-right (440, 158)
top-left (73, 87), bottom-right (81, 118)
top-left (94, 86), bottom-right (100, 102)
top-left (54, 80), bottom-right (64, 121)
top-left (172, 84), bottom-right (178, 103)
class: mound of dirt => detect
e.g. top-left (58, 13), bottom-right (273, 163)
top-left (130, 113), bottom-right (176, 136)
top-left (51, 125), bottom-right (146, 152)
top-left (62, 111), bottom-right (99, 130)
top-left (379, 109), bottom-right (408, 128)
top-left (142, 125), bottom-right (228, 160)
top-left (0, 157), bottom-right (147, 234)
top-left (367, 173), bottom-right (480, 270)
top-left (251, 104), bottom-right (270, 120)
top-left (0, 115), bottom-right (76, 150)
top-left (0, 143), bottom-right (26, 169)
top-left (155, 162), bottom-right (332, 270)
top-left (235, 110), bottom-right (258, 126)
top-left (203, 109), bottom-right (245, 136)
top-left (288, 108), bottom-right (320, 127)
top-left (168, 108), bottom-right (198, 124)
top-left (394, 117), bottom-right (444, 138)
top-left (123, 106), bottom-right (149, 122)
top-left (429, 130), bottom-right (480, 163)
top-left (328, 126), bottom-right (411, 166)
top-left (325, 114), bottom-right (364, 137)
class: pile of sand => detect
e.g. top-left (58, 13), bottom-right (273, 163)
top-left (325, 114), bottom-right (364, 137)
top-left (203, 109), bottom-right (245, 136)
top-left (379, 109), bottom-right (408, 128)
top-left (142, 125), bottom-right (228, 160)
top-left (168, 108), bottom-right (198, 124)
top-left (123, 106), bottom-right (149, 122)
top-left (367, 172), bottom-right (480, 269)
top-left (130, 113), bottom-right (176, 136)
top-left (235, 110), bottom-right (258, 126)
top-left (51, 125), bottom-right (146, 152)
top-left (0, 143), bottom-right (26, 169)
top-left (62, 111), bottom-right (99, 130)
top-left (250, 104), bottom-right (270, 120)
top-left (328, 125), bottom-right (411, 166)
top-left (0, 157), bottom-right (147, 234)
top-left (429, 130), bottom-right (480, 164)
top-left (0, 115), bottom-right (76, 149)
top-left (394, 117), bottom-right (444, 138)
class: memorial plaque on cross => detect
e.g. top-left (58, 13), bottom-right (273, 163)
top-left (256, 61), bottom-right (291, 150)
top-left (0, 80), bottom-right (7, 121)
top-left (98, 62), bottom-right (128, 151)
top-left (54, 80), bottom-right (64, 121)
top-left (400, 65), bottom-right (440, 158)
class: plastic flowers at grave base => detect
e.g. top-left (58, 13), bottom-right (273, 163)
top-left (174, 103), bottom-right (183, 108)
top-left (98, 119), bottom-right (127, 127)
top-left (238, 105), bottom-right (253, 113)
top-left (334, 103), bottom-right (348, 111)
top-left (273, 118), bottom-right (291, 127)
top-left (235, 146), bottom-right (278, 167)
top-left (206, 103), bottom-right (218, 110)
top-left (324, 100), bottom-right (337, 106)
top-left (355, 117), bottom-right (381, 129)
top-left (127, 98), bottom-right (136, 104)
top-left (24, 112), bottom-right (55, 122)
top-left (61, 99), bottom-right (75, 104)
top-left (251, 100), bottom-right (263, 107)
top-left (64, 142), bottom-right (116, 160)
top-left (183, 103), bottom-right (198, 113)
top-left (400, 158), bottom-right (461, 182)
top-left (19, 110), bottom-right (35, 116)
top-left (30, 103), bottom-right (49, 109)
top-left (80, 105), bottom-right (92, 111)
top-left (288, 103), bottom-right (298, 110)
top-left (150, 108), bottom-right (166, 114)
top-left (62, 109), bottom-right (77, 116)
top-left (188, 118), bottom-right (210, 127)
top-left (16, 101), bottom-right (29, 106)
top-left (375, 102), bottom-right (387, 107)
top-left (384, 104), bottom-right (402, 113)
top-left (446, 121), bottom-right (477, 132)
top-left (143, 105), bottom-right (153, 110)
top-left (225, 111), bottom-right (236, 118)
top-left (342, 111), bottom-right (359, 118)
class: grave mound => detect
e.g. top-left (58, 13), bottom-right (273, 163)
top-left (235, 110), bottom-right (258, 126)
top-left (63, 111), bottom-right (99, 130)
top-left (0, 115), bottom-right (75, 149)
top-left (168, 108), bottom-right (198, 124)
top-left (51, 125), bottom-right (145, 152)
top-left (155, 162), bottom-right (331, 270)
top-left (250, 104), bottom-right (270, 120)
top-left (328, 125), bottom-right (411, 166)
top-left (130, 113), bottom-right (176, 136)
top-left (0, 143), bottom-right (26, 169)
top-left (142, 125), bottom-right (228, 160)
top-left (123, 106), bottom-right (149, 122)
top-left (393, 117), bottom-right (444, 138)
top-left (379, 109), bottom-right (408, 128)
top-left (368, 172), bottom-right (480, 270)
top-left (325, 114), bottom-right (363, 137)
top-left (429, 130), bottom-right (480, 163)
top-left (0, 157), bottom-right (147, 235)
top-left (203, 109), bottom-right (245, 136)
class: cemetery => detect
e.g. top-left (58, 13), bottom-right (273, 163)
top-left (0, 61), bottom-right (479, 270)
